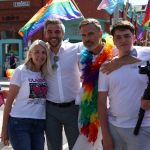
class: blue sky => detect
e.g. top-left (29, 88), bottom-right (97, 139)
top-left (125, 0), bottom-right (148, 5)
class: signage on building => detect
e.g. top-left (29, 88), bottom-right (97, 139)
top-left (13, 1), bottom-right (30, 7)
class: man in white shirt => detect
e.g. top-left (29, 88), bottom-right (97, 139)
top-left (44, 18), bottom-right (82, 150)
top-left (73, 18), bottom-right (113, 150)
top-left (98, 20), bottom-right (150, 150)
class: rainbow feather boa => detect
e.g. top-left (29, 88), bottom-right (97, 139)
top-left (79, 44), bottom-right (113, 143)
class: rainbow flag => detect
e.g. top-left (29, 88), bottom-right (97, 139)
top-left (142, 0), bottom-right (150, 30)
top-left (97, 0), bottom-right (124, 15)
top-left (18, 0), bottom-right (82, 43)
top-left (137, 0), bottom-right (150, 40)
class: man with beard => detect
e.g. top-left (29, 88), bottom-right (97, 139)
top-left (73, 18), bottom-right (113, 150)
top-left (44, 18), bottom-right (82, 150)
top-left (73, 19), bottom-right (150, 150)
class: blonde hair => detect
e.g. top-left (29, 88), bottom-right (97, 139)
top-left (24, 40), bottom-right (52, 76)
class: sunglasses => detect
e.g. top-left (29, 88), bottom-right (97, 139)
top-left (52, 56), bottom-right (59, 70)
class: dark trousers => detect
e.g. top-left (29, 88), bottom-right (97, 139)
top-left (8, 116), bottom-right (45, 150)
top-left (45, 102), bottom-right (79, 150)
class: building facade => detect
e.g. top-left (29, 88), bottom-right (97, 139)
top-left (0, 0), bottom-right (46, 76)
top-left (0, 0), bottom-right (110, 77)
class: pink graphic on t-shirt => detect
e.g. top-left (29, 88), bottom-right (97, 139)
top-left (33, 86), bottom-right (41, 96)
top-left (41, 87), bottom-right (48, 96)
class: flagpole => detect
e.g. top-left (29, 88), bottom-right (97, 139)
top-left (145, 30), bottom-right (148, 46)
top-left (113, 5), bottom-right (120, 25)
top-left (123, 0), bottom-right (129, 20)
top-left (71, 0), bottom-right (85, 18)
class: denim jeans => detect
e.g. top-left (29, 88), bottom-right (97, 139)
top-left (8, 116), bottom-right (45, 150)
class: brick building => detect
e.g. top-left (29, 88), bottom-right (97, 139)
top-left (0, 0), bottom-right (111, 77)
top-left (0, 0), bottom-right (110, 43)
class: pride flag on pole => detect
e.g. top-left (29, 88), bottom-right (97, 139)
top-left (137, 0), bottom-right (150, 40)
top-left (97, 0), bottom-right (124, 15)
top-left (142, 0), bottom-right (150, 30)
top-left (18, 0), bottom-right (82, 43)
top-left (127, 3), bottom-right (132, 18)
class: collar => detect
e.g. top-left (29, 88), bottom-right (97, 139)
top-left (130, 48), bottom-right (137, 57)
top-left (92, 46), bottom-right (105, 60)
top-left (50, 41), bottom-right (66, 56)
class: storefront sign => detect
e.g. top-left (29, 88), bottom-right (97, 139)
top-left (13, 1), bottom-right (30, 7)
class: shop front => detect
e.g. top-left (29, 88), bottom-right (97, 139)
top-left (0, 39), bottom-right (23, 77)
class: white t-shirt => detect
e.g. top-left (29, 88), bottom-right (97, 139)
top-left (98, 61), bottom-right (150, 128)
top-left (134, 46), bottom-right (150, 61)
top-left (114, 46), bottom-right (150, 61)
top-left (10, 64), bottom-right (47, 119)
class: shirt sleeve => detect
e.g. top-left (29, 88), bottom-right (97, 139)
top-left (136, 46), bottom-right (150, 61)
top-left (77, 42), bottom-right (84, 53)
top-left (10, 68), bottom-right (21, 87)
top-left (98, 69), bottom-right (109, 92)
top-left (76, 42), bottom-right (84, 71)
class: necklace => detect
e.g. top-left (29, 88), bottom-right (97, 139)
top-left (79, 44), bottom-right (112, 143)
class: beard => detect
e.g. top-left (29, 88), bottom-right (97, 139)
top-left (84, 40), bottom-right (93, 47)
top-left (84, 40), bottom-right (97, 52)
top-left (48, 37), bottom-right (62, 48)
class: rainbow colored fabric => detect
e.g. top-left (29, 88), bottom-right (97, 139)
top-left (79, 41), bottom-right (113, 143)
top-left (18, 0), bottom-right (82, 43)
top-left (97, 0), bottom-right (124, 14)
top-left (137, 0), bottom-right (150, 40)
top-left (142, 0), bottom-right (150, 30)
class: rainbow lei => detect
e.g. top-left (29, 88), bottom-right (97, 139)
top-left (79, 44), bottom-right (112, 143)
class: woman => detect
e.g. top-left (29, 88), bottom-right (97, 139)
top-left (1, 40), bottom-right (52, 150)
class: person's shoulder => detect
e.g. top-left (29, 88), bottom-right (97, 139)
top-left (62, 41), bottom-right (83, 51)
top-left (16, 64), bottom-right (26, 71)
top-left (12, 64), bottom-right (28, 79)
top-left (62, 41), bottom-right (81, 46)
top-left (134, 46), bottom-right (150, 52)
top-left (134, 46), bottom-right (150, 61)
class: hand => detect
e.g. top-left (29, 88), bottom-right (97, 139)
top-left (0, 90), bottom-right (8, 99)
top-left (101, 56), bottom-right (140, 74)
top-left (101, 59), bottom-right (120, 74)
top-left (1, 128), bottom-right (9, 146)
top-left (141, 99), bottom-right (150, 110)
top-left (102, 134), bottom-right (114, 150)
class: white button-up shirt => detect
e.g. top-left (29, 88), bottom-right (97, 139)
top-left (46, 41), bottom-right (83, 103)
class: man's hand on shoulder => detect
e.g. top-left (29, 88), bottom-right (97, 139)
top-left (101, 58), bottom-right (119, 75)
top-left (101, 56), bottom-right (141, 74)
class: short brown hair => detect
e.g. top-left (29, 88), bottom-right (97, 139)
top-left (44, 18), bottom-right (65, 33)
top-left (111, 20), bottom-right (135, 36)
top-left (79, 18), bottom-right (102, 31)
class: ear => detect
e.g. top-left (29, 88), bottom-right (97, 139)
top-left (62, 32), bottom-right (65, 39)
top-left (28, 51), bottom-right (32, 58)
top-left (113, 36), bottom-right (116, 45)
